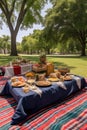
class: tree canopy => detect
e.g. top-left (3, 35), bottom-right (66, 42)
top-left (44, 0), bottom-right (87, 56)
top-left (0, 0), bottom-right (47, 56)
top-left (0, 35), bottom-right (10, 54)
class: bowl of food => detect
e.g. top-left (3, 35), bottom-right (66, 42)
top-left (58, 67), bottom-right (70, 75)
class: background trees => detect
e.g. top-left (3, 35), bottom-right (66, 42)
top-left (0, 35), bottom-right (10, 54)
top-left (21, 29), bottom-right (56, 54)
top-left (44, 0), bottom-right (87, 56)
top-left (0, 0), bottom-right (87, 56)
top-left (21, 35), bottom-right (37, 54)
top-left (0, 0), bottom-right (47, 56)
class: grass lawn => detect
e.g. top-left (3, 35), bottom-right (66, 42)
top-left (0, 54), bottom-right (87, 77)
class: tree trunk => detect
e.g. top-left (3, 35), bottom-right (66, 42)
top-left (30, 49), bottom-right (32, 54)
top-left (47, 48), bottom-right (50, 54)
top-left (81, 42), bottom-right (86, 56)
top-left (3, 49), bottom-right (5, 54)
top-left (10, 32), bottom-right (18, 56)
top-left (37, 50), bottom-right (39, 54)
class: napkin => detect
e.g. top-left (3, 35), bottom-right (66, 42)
top-left (73, 76), bottom-right (81, 89)
top-left (30, 85), bottom-right (42, 96)
top-left (56, 81), bottom-right (67, 90)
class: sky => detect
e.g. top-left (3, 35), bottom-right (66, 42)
top-left (0, 1), bottom-right (52, 42)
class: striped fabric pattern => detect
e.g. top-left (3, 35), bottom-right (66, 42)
top-left (0, 76), bottom-right (10, 94)
top-left (0, 89), bottom-right (87, 130)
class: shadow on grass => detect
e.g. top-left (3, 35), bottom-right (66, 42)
top-left (0, 55), bottom-right (76, 70)
top-left (47, 54), bottom-right (81, 57)
top-left (80, 56), bottom-right (87, 61)
top-left (0, 55), bottom-right (39, 66)
top-left (53, 61), bottom-right (76, 69)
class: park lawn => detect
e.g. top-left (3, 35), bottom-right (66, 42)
top-left (0, 54), bottom-right (87, 77)
top-left (48, 56), bottom-right (87, 78)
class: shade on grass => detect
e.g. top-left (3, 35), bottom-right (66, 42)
top-left (0, 54), bottom-right (87, 77)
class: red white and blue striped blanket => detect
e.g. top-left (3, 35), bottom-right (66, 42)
top-left (0, 76), bottom-right (87, 130)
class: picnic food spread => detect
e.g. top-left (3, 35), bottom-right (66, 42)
top-left (10, 67), bottom-right (72, 90)
top-left (9, 63), bottom-right (73, 92)
top-left (1, 61), bottom-right (87, 126)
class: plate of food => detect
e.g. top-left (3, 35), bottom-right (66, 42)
top-left (11, 76), bottom-right (25, 82)
top-left (36, 80), bottom-right (51, 87)
top-left (25, 72), bottom-right (35, 78)
top-left (63, 76), bottom-right (72, 81)
top-left (48, 77), bottom-right (59, 82)
top-left (11, 81), bottom-right (25, 87)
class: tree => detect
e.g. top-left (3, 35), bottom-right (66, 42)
top-left (0, 35), bottom-right (10, 54)
top-left (0, 0), bottom-right (47, 56)
top-left (21, 35), bottom-right (37, 54)
top-left (45, 0), bottom-right (87, 56)
top-left (32, 29), bottom-right (56, 54)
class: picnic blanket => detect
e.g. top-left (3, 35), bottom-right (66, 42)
top-left (0, 76), bottom-right (10, 94)
top-left (0, 88), bottom-right (87, 130)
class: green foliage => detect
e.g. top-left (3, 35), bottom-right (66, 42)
top-left (0, 35), bottom-right (10, 53)
top-left (21, 35), bottom-right (38, 54)
top-left (21, 29), bottom-right (57, 54)
top-left (45, 0), bottom-right (87, 56)
top-left (0, 0), bottom-right (48, 55)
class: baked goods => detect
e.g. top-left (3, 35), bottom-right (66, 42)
top-left (48, 72), bottom-right (60, 82)
top-left (63, 75), bottom-right (72, 81)
top-left (11, 76), bottom-right (25, 82)
top-left (22, 86), bottom-right (30, 93)
top-left (32, 64), bottom-right (47, 73)
top-left (25, 72), bottom-right (35, 78)
top-left (55, 71), bottom-right (61, 78)
top-left (58, 67), bottom-right (70, 75)
top-left (60, 75), bottom-right (72, 81)
top-left (36, 73), bottom-right (46, 81)
top-left (48, 78), bottom-right (59, 82)
top-left (11, 77), bottom-right (17, 82)
top-left (11, 76), bottom-right (25, 87)
top-left (49, 73), bottom-right (58, 78)
top-left (36, 81), bottom-right (51, 87)
top-left (17, 76), bottom-right (25, 82)
top-left (12, 81), bottom-right (25, 87)
top-left (27, 79), bottom-right (35, 84)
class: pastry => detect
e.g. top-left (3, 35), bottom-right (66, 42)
top-left (49, 73), bottom-right (58, 78)
top-left (23, 87), bottom-right (29, 93)
top-left (11, 77), bottom-right (17, 82)
top-left (25, 72), bottom-right (35, 77)
top-left (36, 73), bottom-right (46, 81)
top-left (36, 81), bottom-right (51, 87)
top-left (48, 77), bottom-right (59, 82)
top-left (11, 81), bottom-right (25, 87)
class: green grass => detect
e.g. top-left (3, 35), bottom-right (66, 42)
top-left (0, 54), bottom-right (87, 77)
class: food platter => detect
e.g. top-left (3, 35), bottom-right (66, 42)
top-left (36, 80), bottom-right (51, 87)
top-left (63, 76), bottom-right (72, 81)
top-left (11, 76), bottom-right (26, 87)
top-left (48, 78), bottom-right (59, 82)
top-left (25, 72), bottom-right (35, 77)
top-left (63, 78), bottom-right (72, 81)
top-left (11, 76), bottom-right (25, 82)
top-left (11, 82), bottom-right (25, 87)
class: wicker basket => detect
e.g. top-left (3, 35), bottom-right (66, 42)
top-left (58, 67), bottom-right (70, 75)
